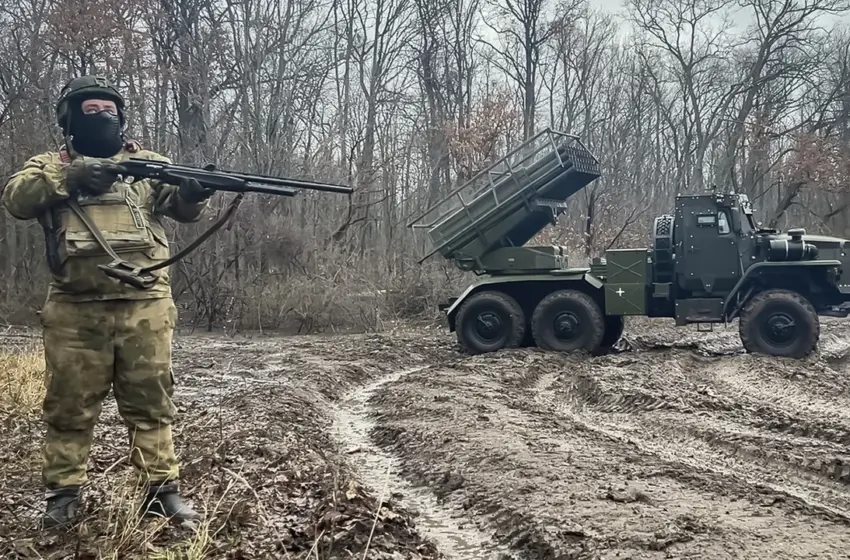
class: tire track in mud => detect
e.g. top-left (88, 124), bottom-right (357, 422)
top-left (357, 337), bottom-right (850, 559)
top-left (521, 372), bottom-right (850, 558)
top-left (366, 358), bottom-right (768, 557)
top-left (711, 361), bottom-right (850, 444)
top-left (534, 369), bottom-right (850, 523)
top-left (331, 366), bottom-right (514, 560)
top-left (172, 332), bottom-right (505, 558)
top-left (168, 325), bottom-right (850, 558)
top-left (362, 363), bottom-right (608, 559)
top-left (570, 349), bottom-right (850, 489)
top-left (528, 343), bottom-right (850, 555)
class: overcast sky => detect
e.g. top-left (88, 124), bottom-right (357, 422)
top-left (584, 0), bottom-right (850, 33)
top-left (592, 0), bottom-right (624, 11)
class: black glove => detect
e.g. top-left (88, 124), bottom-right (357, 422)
top-left (66, 158), bottom-right (116, 196)
top-left (178, 177), bottom-right (215, 203)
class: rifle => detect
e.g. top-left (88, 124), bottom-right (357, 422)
top-left (65, 158), bottom-right (353, 290)
top-left (113, 158), bottom-right (354, 197)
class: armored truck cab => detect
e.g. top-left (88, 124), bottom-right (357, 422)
top-left (408, 129), bottom-right (850, 359)
top-left (602, 192), bottom-right (850, 357)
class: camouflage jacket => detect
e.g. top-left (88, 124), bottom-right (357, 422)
top-left (1, 142), bottom-right (209, 302)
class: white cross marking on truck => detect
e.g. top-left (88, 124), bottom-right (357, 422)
top-left (616, 288), bottom-right (625, 296)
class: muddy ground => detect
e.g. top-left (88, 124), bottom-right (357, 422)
top-left (3, 317), bottom-right (850, 559)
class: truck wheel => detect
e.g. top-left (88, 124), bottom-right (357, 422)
top-left (738, 289), bottom-right (819, 358)
top-left (531, 290), bottom-right (605, 353)
top-left (600, 316), bottom-right (625, 348)
top-left (456, 291), bottom-right (526, 354)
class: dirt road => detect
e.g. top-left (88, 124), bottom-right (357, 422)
top-left (4, 318), bottom-right (850, 559)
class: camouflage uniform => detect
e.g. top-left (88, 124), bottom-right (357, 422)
top-left (1, 76), bottom-right (210, 528)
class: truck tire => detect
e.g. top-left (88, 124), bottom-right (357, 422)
top-left (738, 289), bottom-right (819, 358)
top-left (600, 316), bottom-right (625, 348)
top-left (456, 291), bottom-right (526, 354)
top-left (531, 290), bottom-right (605, 353)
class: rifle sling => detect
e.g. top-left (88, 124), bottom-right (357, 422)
top-left (65, 193), bottom-right (245, 290)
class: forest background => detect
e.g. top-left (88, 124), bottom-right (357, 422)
top-left (1, 0), bottom-right (849, 334)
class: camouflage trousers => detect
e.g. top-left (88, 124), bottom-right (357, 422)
top-left (40, 297), bottom-right (180, 489)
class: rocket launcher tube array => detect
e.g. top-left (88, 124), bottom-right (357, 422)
top-left (409, 129), bottom-right (601, 265)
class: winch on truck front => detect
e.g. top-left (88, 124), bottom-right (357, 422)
top-left (407, 128), bottom-right (850, 359)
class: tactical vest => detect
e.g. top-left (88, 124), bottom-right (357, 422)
top-left (34, 148), bottom-right (178, 301)
top-left (55, 181), bottom-right (169, 263)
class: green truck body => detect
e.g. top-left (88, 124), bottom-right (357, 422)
top-left (409, 128), bottom-right (850, 359)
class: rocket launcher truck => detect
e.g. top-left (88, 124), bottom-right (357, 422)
top-left (408, 128), bottom-right (850, 359)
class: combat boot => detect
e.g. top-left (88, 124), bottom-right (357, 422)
top-left (140, 481), bottom-right (201, 522)
top-left (42, 486), bottom-right (81, 529)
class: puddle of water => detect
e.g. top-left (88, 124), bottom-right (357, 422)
top-left (332, 367), bottom-right (513, 560)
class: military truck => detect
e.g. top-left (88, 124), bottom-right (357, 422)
top-left (407, 128), bottom-right (850, 359)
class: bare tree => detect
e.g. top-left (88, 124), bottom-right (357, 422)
top-left (628, 0), bottom-right (741, 192)
top-left (479, 0), bottom-right (581, 140)
top-left (716, 0), bottom-right (850, 194)
top-left (0, 0), bottom-right (848, 331)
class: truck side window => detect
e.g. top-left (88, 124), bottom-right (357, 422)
top-left (718, 211), bottom-right (730, 234)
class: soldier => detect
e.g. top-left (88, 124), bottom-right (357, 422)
top-left (0, 75), bottom-right (214, 528)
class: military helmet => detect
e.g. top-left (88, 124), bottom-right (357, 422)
top-left (55, 75), bottom-right (125, 130)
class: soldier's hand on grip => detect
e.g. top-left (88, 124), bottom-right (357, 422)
top-left (66, 158), bottom-right (118, 196)
top-left (178, 177), bottom-right (215, 203)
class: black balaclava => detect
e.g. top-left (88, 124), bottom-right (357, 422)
top-left (66, 100), bottom-right (124, 158)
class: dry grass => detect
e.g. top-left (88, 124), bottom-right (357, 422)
top-left (0, 339), bottom-right (45, 416)
top-left (0, 340), bottom-right (221, 558)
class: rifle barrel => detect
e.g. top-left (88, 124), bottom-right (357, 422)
top-left (240, 182), bottom-right (299, 197)
top-left (262, 177), bottom-right (354, 194)
top-left (171, 177), bottom-right (297, 197)
top-left (226, 172), bottom-right (352, 194)
top-left (148, 160), bottom-right (354, 194)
